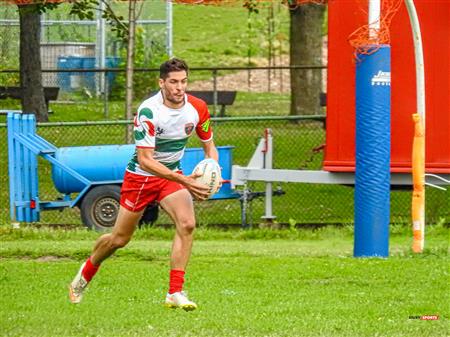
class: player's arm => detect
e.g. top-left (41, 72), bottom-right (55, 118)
top-left (201, 139), bottom-right (219, 162)
top-left (200, 139), bottom-right (223, 188)
top-left (195, 102), bottom-right (218, 162)
top-left (137, 147), bottom-right (209, 200)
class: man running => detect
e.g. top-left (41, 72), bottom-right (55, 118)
top-left (69, 58), bottom-right (218, 311)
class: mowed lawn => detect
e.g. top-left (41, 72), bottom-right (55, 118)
top-left (0, 226), bottom-right (448, 337)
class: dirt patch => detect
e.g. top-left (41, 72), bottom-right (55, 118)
top-left (189, 39), bottom-right (328, 93)
top-left (190, 61), bottom-right (293, 93)
top-left (35, 256), bottom-right (71, 262)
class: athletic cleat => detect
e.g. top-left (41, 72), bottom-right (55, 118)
top-left (69, 262), bottom-right (89, 304)
top-left (165, 291), bottom-right (198, 311)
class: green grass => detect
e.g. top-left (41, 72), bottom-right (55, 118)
top-left (0, 226), bottom-right (448, 337)
top-left (173, 3), bottom-right (290, 68)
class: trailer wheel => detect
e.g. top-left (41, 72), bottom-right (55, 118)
top-left (139, 202), bottom-right (159, 228)
top-left (81, 185), bottom-right (121, 231)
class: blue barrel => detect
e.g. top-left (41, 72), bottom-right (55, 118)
top-left (80, 57), bottom-right (97, 92)
top-left (57, 56), bottom-right (83, 92)
top-left (51, 145), bottom-right (236, 200)
top-left (105, 57), bottom-right (121, 91)
top-left (79, 56), bottom-right (121, 93)
top-left (354, 45), bottom-right (391, 258)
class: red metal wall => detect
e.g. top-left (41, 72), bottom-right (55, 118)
top-left (324, 0), bottom-right (449, 173)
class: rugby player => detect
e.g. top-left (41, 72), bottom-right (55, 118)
top-left (69, 58), bottom-right (218, 311)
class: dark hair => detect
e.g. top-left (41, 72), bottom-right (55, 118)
top-left (159, 58), bottom-right (189, 79)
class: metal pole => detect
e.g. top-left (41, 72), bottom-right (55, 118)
top-left (212, 69), bottom-right (218, 116)
top-left (166, 0), bottom-right (173, 57)
top-left (97, 0), bottom-right (106, 97)
top-left (103, 72), bottom-right (109, 119)
top-left (40, 13), bottom-right (45, 42)
top-left (404, 0), bottom-right (425, 122)
top-left (405, 0), bottom-right (426, 253)
top-left (368, 0), bottom-right (381, 40)
top-left (241, 184), bottom-right (249, 228)
top-left (262, 128), bottom-right (276, 224)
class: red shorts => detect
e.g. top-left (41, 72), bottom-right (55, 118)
top-left (120, 170), bottom-right (186, 212)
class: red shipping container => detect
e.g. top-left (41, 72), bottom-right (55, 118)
top-left (324, 0), bottom-right (449, 173)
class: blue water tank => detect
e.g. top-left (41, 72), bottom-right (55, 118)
top-left (106, 57), bottom-right (121, 91)
top-left (80, 57), bottom-right (96, 92)
top-left (80, 56), bottom-right (121, 93)
top-left (51, 145), bottom-right (235, 200)
top-left (57, 56), bottom-right (83, 91)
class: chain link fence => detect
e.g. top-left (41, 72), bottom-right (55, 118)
top-left (0, 1), bottom-right (169, 95)
top-left (1, 117), bottom-right (448, 228)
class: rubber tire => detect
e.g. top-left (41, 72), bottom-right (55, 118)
top-left (80, 185), bottom-right (121, 232)
top-left (139, 202), bottom-right (159, 227)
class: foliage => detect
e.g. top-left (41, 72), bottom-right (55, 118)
top-left (110, 26), bottom-right (168, 101)
top-left (69, 0), bottom-right (128, 41)
top-left (0, 68), bottom-right (20, 87)
top-left (8, 0), bottom-right (62, 13)
top-left (243, 0), bottom-right (259, 14)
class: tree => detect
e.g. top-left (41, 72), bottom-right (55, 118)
top-left (18, 4), bottom-right (47, 121)
top-left (69, 0), bottom-right (140, 142)
top-left (289, 3), bottom-right (326, 116)
top-left (11, 1), bottom-right (62, 122)
top-left (10, 0), bottom-right (134, 123)
top-left (124, 0), bottom-right (138, 143)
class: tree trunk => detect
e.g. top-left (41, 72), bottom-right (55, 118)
top-left (18, 5), bottom-right (48, 122)
top-left (125, 0), bottom-right (137, 143)
top-left (289, 4), bottom-right (325, 116)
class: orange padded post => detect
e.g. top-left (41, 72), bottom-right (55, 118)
top-left (411, 113), bottom-right (425, 253)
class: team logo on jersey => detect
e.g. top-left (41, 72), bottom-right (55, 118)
top-left (184, 123), bottom-right (194, 135)
top-left (201, 119), bottom-right (211, 133)
top-left (156, 127), bottom-right (165, 136)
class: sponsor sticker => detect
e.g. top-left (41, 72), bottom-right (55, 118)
top-left (371, 70), bottom-right (391, 86)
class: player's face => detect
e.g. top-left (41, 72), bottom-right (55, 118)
top-left (159, 71), bottom-right (188, 107)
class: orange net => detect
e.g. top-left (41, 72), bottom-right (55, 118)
top-left (4, 0), bottom-right (328, 7)
top-left (172, 0), bottom-right (327, 7)
top-left (348, 0), bottom-right (403, 57)
top-left (3, 0), bottom-right (66, 4)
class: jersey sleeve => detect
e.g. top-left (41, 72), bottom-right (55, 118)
top-left (192, 97), bottom-right (213, 142)
top-left (134, 106), bottom-right (156, 148)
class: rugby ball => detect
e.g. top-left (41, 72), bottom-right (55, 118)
top-left (192, 158), bottom-right (221, 197)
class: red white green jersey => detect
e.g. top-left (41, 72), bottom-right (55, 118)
top-left (127, 91), bottom-right (213, 176)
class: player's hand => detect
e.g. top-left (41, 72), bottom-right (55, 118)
top-left (183, 173), bottom-right (210, 201)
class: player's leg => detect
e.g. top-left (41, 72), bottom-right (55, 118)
top-left (162, 189), bottom-right (196, 271)
top-left (160, 188), bottom-right (198, 311)
top-left (69, 206), bottom-right (144, 304)
top-left (91, 206), bottom-right (144, 264)
top-left (69, 171), bottom-right (153, 304)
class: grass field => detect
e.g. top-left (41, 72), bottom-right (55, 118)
top-left (0, 225), bottom-right (448, 337)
